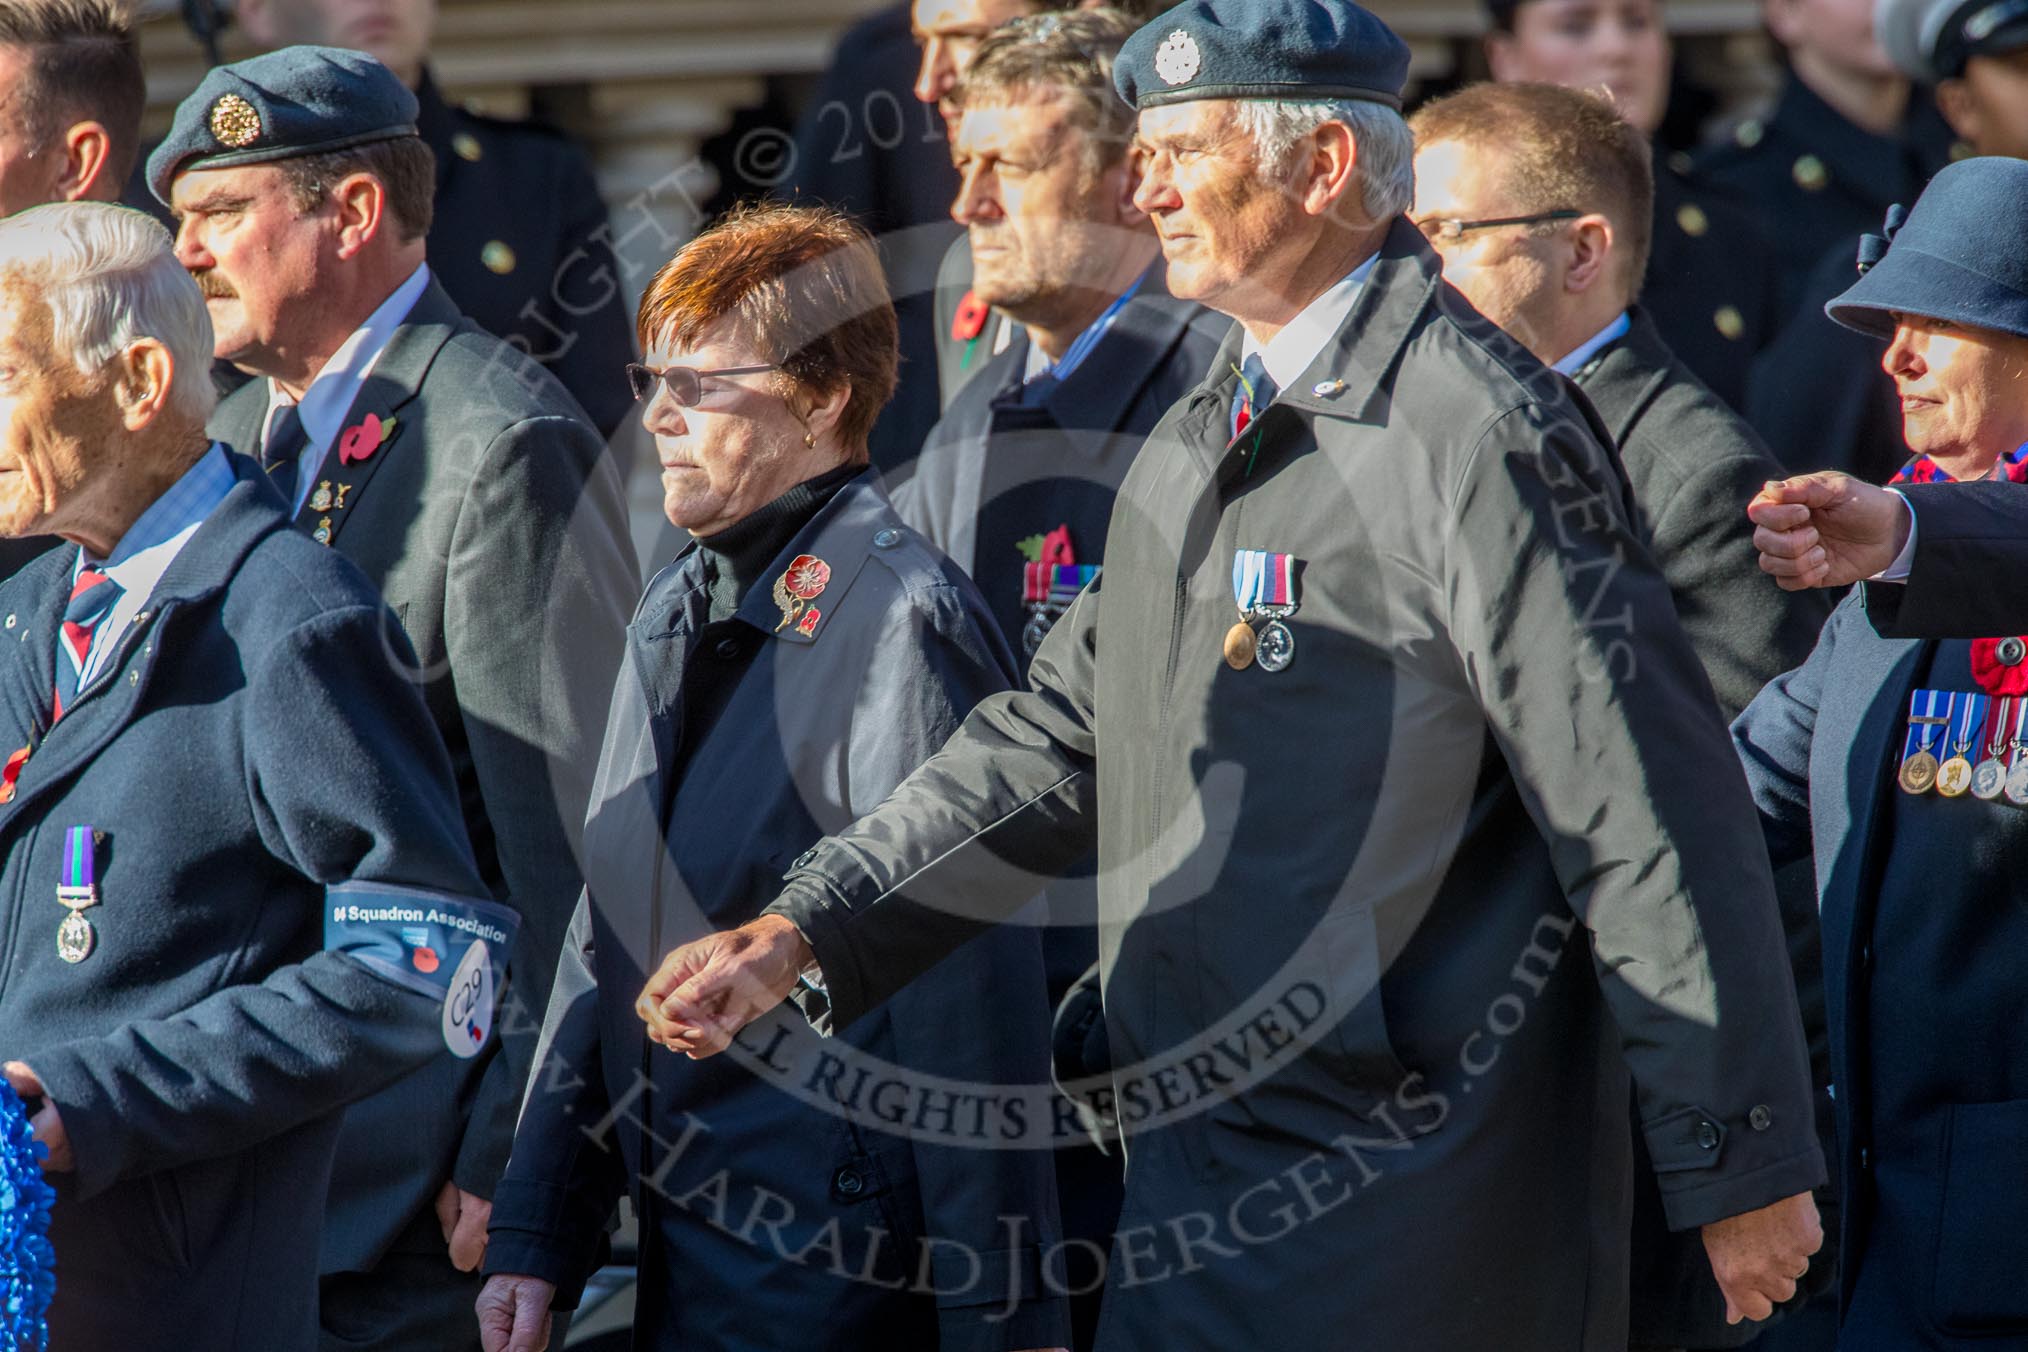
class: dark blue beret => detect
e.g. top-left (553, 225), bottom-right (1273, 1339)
top-left (1114, 0), bottom-right (1411, 112)
top-left (1828, 157), bottom-right (2028, 342)
top-left (147, 46), bottom-right (419, 205)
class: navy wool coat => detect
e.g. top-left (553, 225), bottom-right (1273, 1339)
top-left (0, 457), bottom-right (493, 1352)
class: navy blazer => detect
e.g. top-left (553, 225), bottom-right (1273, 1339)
top-left (0, 456), bottom-right (491, 1352)
top-left (487, 472), bottom-right (1068, 1351)
top-left (1735, 590), bottom-right (2028, 1346)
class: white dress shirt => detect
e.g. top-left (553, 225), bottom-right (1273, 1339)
top-left (260, 262), bottom-right (431, 514)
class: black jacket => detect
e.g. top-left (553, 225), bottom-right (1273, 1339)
top-left (209, 279), bottom-right (637, 1275)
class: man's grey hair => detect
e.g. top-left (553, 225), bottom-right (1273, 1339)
top-left (0, 201), bottom-right (216, 421)
top-left (1233, 98), bottom-right (1416, 223)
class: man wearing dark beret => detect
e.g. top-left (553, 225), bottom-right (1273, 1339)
top-left (149, 45), bottom-right (636, 1352)
top-left (630, 2), bottom-right (1828, 1348)
top-left (229, 0), bottom-right (637, 441)
top-left (1480, 0), bottom-right (1781, 412)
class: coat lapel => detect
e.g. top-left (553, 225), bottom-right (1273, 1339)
top-left (294, 280), bottom-right (461, 548)
top-left (1040, 266), bottom-right (1204, 439)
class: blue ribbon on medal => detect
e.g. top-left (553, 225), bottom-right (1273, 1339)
top-left (1225, 549), bottom-right (1299, 673)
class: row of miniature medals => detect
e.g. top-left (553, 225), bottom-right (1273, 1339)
top-left (1901, 648), bottom-right (2028, 802)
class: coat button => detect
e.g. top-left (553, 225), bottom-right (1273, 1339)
top-left (873, 528), bottom-right (901, 549)
top-left (1999, 636), bottom-right (2026, 666)
top-left (1695, 1119), bottom-right (1721, 1150)
top-left (833, 1167), bottom-right (864, 1196)
top-left (1749, 1105), bottom-right (1773, 1131)
top-left (1858, 1145), bottom-right (1872, 1171)
top-left (714, 638), bottom-right (741, 659)
top-left (481, 240), bottom-right (517, 274)
top-left (452, 131), bottom-right (484, 162)
top-left (3, 614), bottom-right (14, 629)
top-left (793, 848), bottom-right (818, 870)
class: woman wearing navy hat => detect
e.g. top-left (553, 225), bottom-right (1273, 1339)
top-left (1734, 155), bottom-right (2028, 1351)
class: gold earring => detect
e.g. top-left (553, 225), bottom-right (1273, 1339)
top-left (804, 431), bottom-right (815, 448)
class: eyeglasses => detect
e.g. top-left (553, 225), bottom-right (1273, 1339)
top-left (625, 362), bottom-right (778, 406)
top-left (1413, 210), bottom-right (1583, 243)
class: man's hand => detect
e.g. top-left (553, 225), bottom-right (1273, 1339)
top-left (434, 1180), bottom-right (493, 1272)
top-left (1749, 473), bottom-right (1911, 590)
top-left (1702, 1191), bottom-right (1824, 1324)
top-left (2, 1062), bottom-right (71, 1172)
top-left (476, 1273), bottom-right (555, 1352)
top-left (637, 914), bottom-right (812, 1058)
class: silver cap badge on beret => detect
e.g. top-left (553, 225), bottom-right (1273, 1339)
top-left (208, 94), bottom-right (262, 149)
top-left (1155, 30), bottom-right (1202, 86)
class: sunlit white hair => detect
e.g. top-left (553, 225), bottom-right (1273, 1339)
top-left (1232, 98), bottom-right (1417, 224)
top-left (0, 201), bottom-right (216, 421)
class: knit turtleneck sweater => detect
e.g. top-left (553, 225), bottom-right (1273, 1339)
top-left (693, 461), bottom-right (861, 624)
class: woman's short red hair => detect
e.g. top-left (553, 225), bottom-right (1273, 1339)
top-left (636, 201), bottom-right (899, 451)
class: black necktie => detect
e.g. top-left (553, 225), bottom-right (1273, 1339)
top-left (262, 401), bottom-right (305, 510)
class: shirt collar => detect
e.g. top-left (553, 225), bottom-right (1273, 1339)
top-left (265, 262), bottom-right (430, 461)
top-left (1241, 252), bottom-right (1381, 394)
top-left (1552, 310), bottom-right (1632, 377)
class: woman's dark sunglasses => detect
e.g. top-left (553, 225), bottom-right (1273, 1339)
top-left (625, 362), bottom-right (778, 406)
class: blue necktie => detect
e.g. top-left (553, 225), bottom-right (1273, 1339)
top-left (1232, 353), bottom-right (1276, 440)
top-left (54, 567), bottom-right (123, 719)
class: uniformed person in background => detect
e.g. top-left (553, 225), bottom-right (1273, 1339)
top-left (1733, 156), bottom-right (2028, 1352)
top-left (233, 0), bottom-right (637, 440)
top-left (1410, 81), bottom-right (1840, 1352)
top-left (0, 0), bottom-right (145, 581)
top-left (1698, 0), bottom-right (1958, 318)
top-left (150, 46), bottom-right (637, 1352)
top-left (892, 14), bottom-right (1225, 1344)
top-left (1482, 0), bottom-right (1781, 410)
top-left (637, 3), bottom-right (1828, 1347)
top-left (478, 202), bottom-right (1068, 1352)
top-left (0, 200), bottom-right (507, 1352)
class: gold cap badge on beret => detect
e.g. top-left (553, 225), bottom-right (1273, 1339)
top-left (208, 93), bottom-right (262, 149)
top-left (1154, 30), bottom-right (1201, 86)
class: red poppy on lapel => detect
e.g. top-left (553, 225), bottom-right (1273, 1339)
top-left (338, 413), bottom-right (397, 467)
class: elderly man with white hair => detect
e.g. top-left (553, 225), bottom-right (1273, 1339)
top-left (0, 199), bottom-right (508, 1352)
top-left (634, 2), bottom-right (1829, 1347)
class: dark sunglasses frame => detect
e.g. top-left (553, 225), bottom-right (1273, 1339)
top-left (626, 362), bottom-right (779, 406)
top-left (1413, 210), bottom-right (1584, 243)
